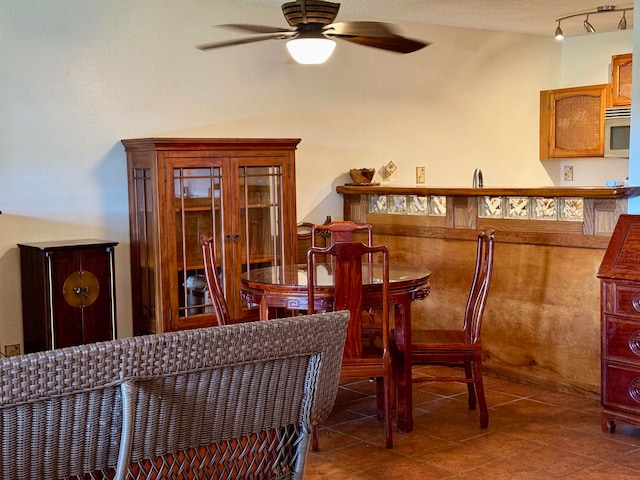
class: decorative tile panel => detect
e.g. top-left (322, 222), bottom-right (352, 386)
top-left (478, 196), bottom-right (502, 218)
top-left (369, 194), bottom-right (387, 213)
top-left (429, 196), bottom-right (447, 216)
top-left (388, 195), bottom-right (407, 214)
top-left (531, 197), bottom-right (557, 220)
top-left (559, 197), bottom-right (584, 221)
top-left (407, 195), bottom-right (429, 215)
top-left (506, 197), bottom-right (529, 219)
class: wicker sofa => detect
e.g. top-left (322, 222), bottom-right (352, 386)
top-left (0, 311), bottom-right (349, 480)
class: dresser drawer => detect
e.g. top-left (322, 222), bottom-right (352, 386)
top-left (602, 281), bottom-right (640, 318)
top-left (604, 315), bottom-right (640, 361)
top-left (603, 362), bottom-right (640, 411)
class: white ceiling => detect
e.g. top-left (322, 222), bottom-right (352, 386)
top-left (239, 0), bottom-right (634, 38)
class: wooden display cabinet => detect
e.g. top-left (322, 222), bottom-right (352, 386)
top-left (540, 84), bottom-right (608, 159)
top-left (611, 53), bottom-right (632, 107)
top-left (122, 138), bottom-right (299, 334)
top-left (598, 214), bottom-right (640, 433)
top-left (19, 239), bottom-right (117, 353)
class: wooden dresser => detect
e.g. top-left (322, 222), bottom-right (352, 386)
top-left (598, 214), bottom-right (640, 433)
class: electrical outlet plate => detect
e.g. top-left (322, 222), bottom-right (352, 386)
top-left (416, 166), bottom-right (426, 184)
top-left (4, 344), bottom-right (20, 357)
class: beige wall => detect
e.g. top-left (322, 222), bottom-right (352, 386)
top-left (0, 0), bottom-right (633, 352)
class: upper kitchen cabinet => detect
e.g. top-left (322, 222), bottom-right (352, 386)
top-left (611, 53), bottom-right (632, 106)
top-left (540, 84), bottom-right (608, 159)
top-left (122, 138), bottom-right (300, 335)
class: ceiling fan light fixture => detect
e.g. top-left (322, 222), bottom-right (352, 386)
top-left (286, 36), bottom-right (336, 64)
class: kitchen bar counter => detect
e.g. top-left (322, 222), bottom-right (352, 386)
top-left (337, 185), bottom-right (640, 249)
top-left (337, 184), bottom-right (640, 397)
top-left (337, 185), bottom-right (640, 198)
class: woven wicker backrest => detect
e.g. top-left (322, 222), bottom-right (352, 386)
top-left (0, 311), bottom-right (349, 480)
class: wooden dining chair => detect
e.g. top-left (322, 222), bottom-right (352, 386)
top-left (400, 229), bottom-right (495, 428)
top-left (200, 234), bottom-right (230, 326)
top-left (311, 220), bottom-right (373, 247)
top-left (307, 241), bottom-right (393, 449)
top-left (312, 220), bottom-right (378, 344)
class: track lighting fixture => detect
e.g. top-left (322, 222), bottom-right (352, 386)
top-left (554, 4), bottom-right (633, 40)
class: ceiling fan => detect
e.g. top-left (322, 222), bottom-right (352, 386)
top-left (196, 0), bottom-right (430, 64)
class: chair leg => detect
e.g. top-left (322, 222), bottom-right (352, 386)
top-left (311, 425), bottom-right (319, 451)
top-left (383, 374), bottom-right (393, 449)
top-left (375, 377), bottom-right (384, 422)
top-left (464, 361), bottom-right (477, 411)
top-left (473, 359), bottom-right (489, 428)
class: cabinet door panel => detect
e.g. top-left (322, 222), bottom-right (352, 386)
top-left (540, 84), bottom-right (607, 159)
top-left (231, 159), bottom-right (290, 320)
top-left (611, 53), bottom-right (632, 107)
top-left (168, 162), bottom-right (228, 330)
top-left (50, 247), bottom-right (114, 348)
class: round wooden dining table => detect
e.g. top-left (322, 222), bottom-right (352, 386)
top-left (240, 263), bottom-right (431, 433)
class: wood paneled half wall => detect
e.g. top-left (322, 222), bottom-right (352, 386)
top-left (338, 185), bottom-right (640, 397)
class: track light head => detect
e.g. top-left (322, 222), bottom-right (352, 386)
top-left (584, 15), bottom-right (596, 33)
top-left (618, 10), bottom-right (627, 30)
top-left (555, 21), bottom-right (564, 40)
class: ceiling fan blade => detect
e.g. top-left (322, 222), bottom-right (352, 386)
top-left (325, 21), bottom-right (400, 37)
top-left (196, 33), bottom-right (293, 51)
top-left (330, 33), bottom-right (429, 54)
top-left (324, 21), bottom-right (429, 54)
top-left (218, 23), bottom-right (295, 34)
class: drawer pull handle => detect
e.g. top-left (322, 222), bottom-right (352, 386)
top-left (629, 331), bottom-right (640, 356)
top-left (629, 377), bottom-right (640, 404)
top-left (632, 294), bottom-right (640, 312)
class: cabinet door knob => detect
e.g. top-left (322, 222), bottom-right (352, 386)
top-left (629, 377), bottom-right (640, 404)
top-left (632, 294), bottom-right (640, 312)
top-left (629, 330), bottom-right (640, 356)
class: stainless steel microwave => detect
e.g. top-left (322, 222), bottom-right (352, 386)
top-left (604, 107), bottom-right (631, 157)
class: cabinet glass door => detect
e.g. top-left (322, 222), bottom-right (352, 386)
top-left (172, 165), bottom-right (225, 328)
top-left (233, 163), bottom-right (285, 318)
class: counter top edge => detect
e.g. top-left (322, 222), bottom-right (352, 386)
top-left (336, 185), bottom-right (640, 199)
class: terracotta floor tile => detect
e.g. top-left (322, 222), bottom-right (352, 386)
top-left (562, 461), bottom-right (640, 479)
top-left (417, 443), bottom-right (499, 473)
top-left (459, 430), bottom-right (545, 459)
top-left (459, 457), bottom-right (554, 480)
top-left (516, 445), bottom-right (601, 476)
top-left (304, 370), bottom-right (640, 479)
top-left (363, 456), bottom-right (454, 480)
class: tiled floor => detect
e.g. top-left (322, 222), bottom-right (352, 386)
top-left (305, 366), bottom-right (640, 479)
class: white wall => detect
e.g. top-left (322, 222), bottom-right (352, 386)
top-left (0, 0), bottom-right (633, 350)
